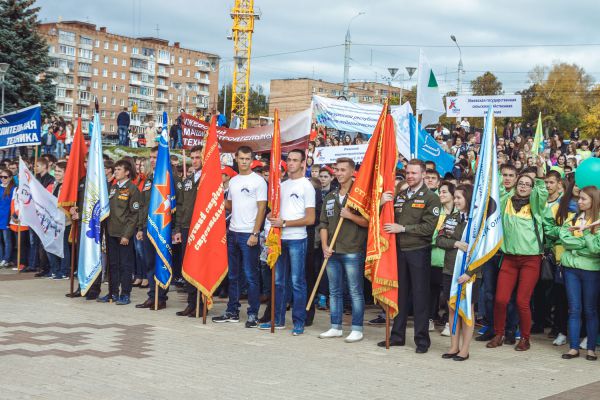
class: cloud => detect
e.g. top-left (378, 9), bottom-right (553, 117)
top-left (37, 0), bottom-right (600, 94)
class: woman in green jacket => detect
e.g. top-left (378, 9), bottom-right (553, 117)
top-left (559, 186), bottom-right (600, 361)
top-left (436, 184), bottom-right (478, 361)
top-left (487, 162), bottom-right (548, 352)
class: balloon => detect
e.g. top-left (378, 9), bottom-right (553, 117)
top-left (575, 157), bottom-right (600, 189)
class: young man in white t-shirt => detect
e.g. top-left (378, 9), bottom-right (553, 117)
top-left (259, 149), bottom-right (316, 335)
top-left (212, 146), bottom-right (267, 327)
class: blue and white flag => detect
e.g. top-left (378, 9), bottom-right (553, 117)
top-left (77, 113), bottom-right (110, 295)
top-left (147, 112), bottom-right (176, 289)
top-left (0, 104), bottom-right (41, 149)
top-left (449, 106), bottom-right (503, 329)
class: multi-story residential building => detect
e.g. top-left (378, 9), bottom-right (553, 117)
top-left (269, 78), bottom-right (411, 120)
top-left (39, 20), bottom-right (219, 138)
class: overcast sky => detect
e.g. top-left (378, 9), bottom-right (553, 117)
top-left (37, 0), bottom-right (600, 95)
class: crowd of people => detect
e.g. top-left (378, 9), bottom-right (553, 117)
top-left (1, 118), bottom-right (599, 362)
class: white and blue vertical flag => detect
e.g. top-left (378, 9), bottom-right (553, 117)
top-left (449, 106), bottom-right (503, 326)
top-left (147, 112), bottom-right (176, 289)
top-left (77, 113), bottom-right (110, 295)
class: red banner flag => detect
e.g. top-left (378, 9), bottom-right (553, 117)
top-left (181, 117), bottom-right (228, 308)
top-left (265, 110), bottom-right (282, 268)
top-left (346, 103), bottom-right (399, 318)
top-left (57, 117), bottom-right (87, 210)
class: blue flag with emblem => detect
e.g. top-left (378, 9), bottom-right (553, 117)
top-left (77, 113), bottom-right (110, 295)
top-left (408, 113), bottom-right (455, 177)
top-left (147, 112), bottom-right (176, 289)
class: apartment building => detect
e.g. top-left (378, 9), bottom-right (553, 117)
top-left (38, 20), bottom-right (219, 137)
top-left (269, 78), bottom-right (411, 120)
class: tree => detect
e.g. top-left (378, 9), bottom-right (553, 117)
top-left (0, 0), bottom-right (55, 117)
top-left (581, 101), bottom-right (600, 139)
top-left (470, 72), bottom-right (503, 95)
top-left (519, 63), bottom-right (594, 134)
top-left (218, 83), bottom-right (268, 123)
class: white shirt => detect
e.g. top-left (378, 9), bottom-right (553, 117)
top-left (280, 177), bottom-right (316, 240)
top-left (227, 172), bottom-right (267, 233)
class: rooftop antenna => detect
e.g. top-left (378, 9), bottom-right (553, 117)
top-left (155, 24), bottom-right (160, 38)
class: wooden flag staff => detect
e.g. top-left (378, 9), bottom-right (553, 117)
top-left (306, 216), bottom-right (345, 311)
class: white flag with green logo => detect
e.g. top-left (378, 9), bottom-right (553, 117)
top-left (416, 49), bottom-right (445, 128)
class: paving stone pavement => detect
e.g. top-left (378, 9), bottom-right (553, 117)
top-left (0, 272), bottom-right (598, 400)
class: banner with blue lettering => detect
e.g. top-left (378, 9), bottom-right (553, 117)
top-left (0, 104), bottom-right (42, 149)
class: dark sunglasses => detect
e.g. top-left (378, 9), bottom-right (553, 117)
top-left (0, 176), bottom-right (10, 179)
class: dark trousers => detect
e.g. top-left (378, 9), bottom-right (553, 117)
top-left (429, 267), bottom-right (443, 320)
top-left (107, 235), bottom-right (134, 297)
top-left (179, 228), bottom-right (200, 307)
top-left (391, 246), bottom-right (431, 349)
top-left (551, 282), bottom-right (568, 334)
top-left (145, 231), bottom-right (169, 302)
top-left (532, 279), bottom-right (553, 330)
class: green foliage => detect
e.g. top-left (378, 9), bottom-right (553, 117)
top-left (218, 83), bottom-right (269, 122)
top-left (0, 0), bottom-right (55, 117)
top-left (470, 71), bottom-right (503, 95)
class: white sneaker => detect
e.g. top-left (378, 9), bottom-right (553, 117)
top-left (441, 323), bottom-right (451, 337)
top-left (553, 333), bottom-right (567, 346)
top-left (344, 331), bottom-right (364, 343)
top-left (428, 319), bottom-right (435, 332)
top-left (0, 260), bottom-right (6, 267)
top-left (319, 328), bottom-right (343, 339)
top-left (580, 337), bottom-right (588, 349)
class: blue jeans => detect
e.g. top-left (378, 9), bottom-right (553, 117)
top-left (48, 225), bottom-right (71, 277)
top-left (0, 229), bottom-right (12, 263)
top-left (176, 127), bottom-right (183, 149)
top-left (226, 231), bottom-right (261, 318)
top-left (55, 141), bottom-right (65, 158)
top-left (133, 234), bottom-right (146, 280)
top-left (118, 126), bottom-right (129, 146)
top-left (564, 267), bottom-right (600, 351)
top-left (274, 238), bottom-right (307, 329)
top-left (326, 252), bottom-right (365, 332)
top-left (28, 230), bottom-right (40, 269)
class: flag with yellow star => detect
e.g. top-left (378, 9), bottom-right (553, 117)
top-left (147, 112), bottom-right (176, 289)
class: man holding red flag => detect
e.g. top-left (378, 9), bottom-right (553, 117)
top-left (380, 159), bottom-right (441, 353)
top-left (211, 145), bottom-right (267, 327)
top-left (181, 118), bottom-right (229, 314)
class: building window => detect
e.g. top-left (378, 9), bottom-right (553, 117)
top-left (120, 85), bottom-right (126, 93)
top-left (80, 36), bottom-right (93, 46)
top-left (58, 30), bottom-right (75, 42)
top-left (78, 63), bottom-right (91, 73)
top-left (102, 83), bottom-right (107, 90)
top-left (187, 58), bottom-right (191, 65)
top-left (122, 44), bottom-right (127, 53)
top-left (111, 97), bottom-right (116, 105)
top-left (132, 47), bottom-right (139, 55)
top-left (92, 81), bottom-right (98, 89)
top-left (59, 45), bottom-right (76, 56)
top-left (102, 69), bottom-right (108, 77)
top-left (112, 71), bottom-right (117, 79)
top-left (178, 69), bottom-right (182, 76)
top-left (93, 68), bottom-right (98, 76)
top-left (186, 70), bottom-right (190, 77)
top-left (112, 84), bottom-right (117, 91)
top-left (113, 43), bottom-right (118, 51)
top-left (121, 72), bottom-right (126, 80)
top-left (78, 48), bottom-right (92, 59)
top-left (94, 54), bottom-right (99, 62)
top-left (120, 99), bottom-right (125, 106)
top-left (170, 67), bottom-right (174, 74)
top-left (122, 59), bottom-right (127, 67)
top-left (113, 57), bottom-right (118, 65)
top-left (101, 110), bottom-right (106, 118)
top-left (178, 56), bottom-right (183, 64)
top-left (104, 55), bottom-right (108, 64)
top-left (102, 96), bottom-right (107, 104)
top-left (104, 41), bottom-right (109, 50)
top-left (56, 87), bottom-right (66, 98)
top-left (79, 91), bottom-right (91, 100)
top-left (94, 40), bottom-right (100, 48)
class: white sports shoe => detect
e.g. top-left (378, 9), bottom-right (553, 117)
top-left (580, 337), bottom-right (588, 349)
top-left (441, 323), bottom-right (451, 337)
top-left (553, 333), bottom-right (567, 346)
top-left (344, 331), bottom-right (364, 343)
top-left (319, 328), bottom-right (343, 339)
top-left (429, 319), bottom-right (435, 332)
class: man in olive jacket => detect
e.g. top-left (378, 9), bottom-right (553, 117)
top-left (380, 159), bottom-right (441, 353)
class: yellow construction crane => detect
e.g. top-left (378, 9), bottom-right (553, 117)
top-left (229, 0), bottom-right (260, 128)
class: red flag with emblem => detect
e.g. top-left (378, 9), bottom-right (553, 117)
top-left (58, 118), bottom-right (87, 210)
top-left (265, 109), bottom-right (282, 268)
top-left (181, 117), bottom-right (228, 308)
top-left (346, 102), bottom-right (399, 318)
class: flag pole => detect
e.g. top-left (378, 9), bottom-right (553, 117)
top-left (385, 305), bottom-right (391, 349)
top-left (202, 294), bottom-right (207, 324)
top-left (16, 222), bottom-right (22, 271)
top-left (154, 281), bottom-right (159, 310)
top-left (68, 222), bottom-right (78, 296)
top-left (306, 216), bottom-right (345, 311)
top-left (270, 265), bottom-right (275, 333)
top-left (182, 149), bottom-right (187, 177)
top-left (195, 289), bottom-right (200, 318)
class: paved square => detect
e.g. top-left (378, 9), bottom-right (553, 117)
top-left (0, 272), bottom-right (598, 400)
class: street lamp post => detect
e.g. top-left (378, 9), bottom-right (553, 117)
top-left (342, 11), bottom-right (365, 98)
top-left (0, 63), bottom-right (9, 114)
top-left (450, 35), bottom-right (463, 95)
top-left (386, 66), bottom-right (416, 105)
